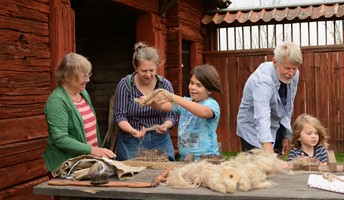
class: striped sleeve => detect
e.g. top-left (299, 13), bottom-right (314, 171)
top-left (114, 77), bottom-right (130, 125)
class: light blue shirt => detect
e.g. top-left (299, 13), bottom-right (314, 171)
top-left (236, 62), bottom-right (299, 148)
top-left (172, 97), bottom-right (220, 161)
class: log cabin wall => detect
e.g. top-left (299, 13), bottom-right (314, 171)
top-left (0, 0), bottom-right (52, 199)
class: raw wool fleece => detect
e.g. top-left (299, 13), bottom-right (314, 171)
top-left (166, 149), bottom-right (288, 193)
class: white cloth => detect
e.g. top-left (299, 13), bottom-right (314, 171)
top-left (308, 174), bottom-right (344, 194)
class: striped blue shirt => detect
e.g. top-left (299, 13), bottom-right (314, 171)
top-left (287, 145), bottom-right (328, 163)
top-left (114, 72), bottom-right (178, 138)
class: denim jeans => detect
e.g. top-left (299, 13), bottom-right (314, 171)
top-left (115, 130), bottom-right (175, 161)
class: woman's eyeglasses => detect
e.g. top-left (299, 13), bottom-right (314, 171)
top-left (81, 72), bottom-right (92, 80)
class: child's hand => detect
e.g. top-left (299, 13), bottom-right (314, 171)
top-left (134, 96), bottom-right (154, 106)
top-left (155, 91), bottom-right (174, 104)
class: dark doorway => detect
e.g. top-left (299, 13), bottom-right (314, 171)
top-left (182, 40), bottom-right (191, 97)
top-left (72, 0), bottom-right (137, 139)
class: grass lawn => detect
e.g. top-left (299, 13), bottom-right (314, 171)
top-left (223, 152), bottom-right (344, 164)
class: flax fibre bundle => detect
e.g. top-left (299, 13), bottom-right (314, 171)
top-left (165, 149), bottom-right (289, 193)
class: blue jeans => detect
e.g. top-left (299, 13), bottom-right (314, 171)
top-left (115, 130), bottom-right (175, 161)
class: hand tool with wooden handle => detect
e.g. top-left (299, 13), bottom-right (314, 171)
top-left (48, 179), bottom-right (153, 188)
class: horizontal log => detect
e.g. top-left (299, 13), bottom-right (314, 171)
top-left (0, 45), bottom-right (50, 60)
top-left (0, 29), bottom-right (49, 47)
top-left (113, 0), bottom-right (158, 14)
top-left (0, 138), bottom-right (47, 168)
top-left (0, 15), bottom-right (48, 36)
top-left (0, 138), bottom-right (47, 158)
top-left (0, 103), bottom-right (46, 119)
top-left (0, 175), bottom-right (49, 200)
top-left (0, 0), bottom-right (49, 15)
top-left (0, 60), bottom-right (51, 73)
top-left (180, 25), bottom-right (203, 42)
top-left (0, 1), bottom-right (48, 23)
top-left (0, 158), bottom-right (47, 190)
top-left (0, 71), bottom-right (51, 95)
top-left (0, 115), bottom-right (47, 145)
top-left (0, 147), bottom-right (45, 168)
top-left (0, 58), bottom-right (51, 70)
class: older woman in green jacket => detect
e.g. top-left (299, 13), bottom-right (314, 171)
top-left (43, 53), bottom-right (115, 172)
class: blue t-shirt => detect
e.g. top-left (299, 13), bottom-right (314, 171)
top-left (172, 97), bottom-right (220, 161)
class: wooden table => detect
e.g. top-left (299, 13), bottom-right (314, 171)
top-left (33, 169), bottom-right (344, 200)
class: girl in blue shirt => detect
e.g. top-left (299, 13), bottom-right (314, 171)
top-left (287, 113), bottom-right (329, 163)
top-left (151, 64), bottom-right (223, 161)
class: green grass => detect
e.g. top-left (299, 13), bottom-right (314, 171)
top-left (223, 152), bottom-right (344, 164)
top-left (336, 153), bottom-right (344, 163)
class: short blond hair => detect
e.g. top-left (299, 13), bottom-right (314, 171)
top-left (55, 53), bottom-right (92, 85)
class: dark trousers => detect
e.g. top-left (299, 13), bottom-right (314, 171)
top-left (240, 124), bottom-right (284, 155)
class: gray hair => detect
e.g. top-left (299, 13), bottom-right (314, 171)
top-left (273, 42), bottom-right (303, 65)
top-left (55, 52), bottom-right (92, 85)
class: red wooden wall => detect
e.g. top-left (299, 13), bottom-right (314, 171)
top-left (0, 0), bottom-right (208, 199)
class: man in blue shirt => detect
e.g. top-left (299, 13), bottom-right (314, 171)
top-left (236, 42), bottom-right (303, 156)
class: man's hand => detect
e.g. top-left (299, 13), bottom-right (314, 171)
top-left (261, 142), bottom-right (275, 154)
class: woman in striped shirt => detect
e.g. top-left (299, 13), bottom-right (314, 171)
top-left (287, 113), bottom-right (329, 163)
top-left (43, 53), bottom-right (115, 173)
top-left (114, 42), bottom-right (178, 161)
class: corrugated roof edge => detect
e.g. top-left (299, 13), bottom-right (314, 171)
top-left (205, 0), bottom-right (344, 14)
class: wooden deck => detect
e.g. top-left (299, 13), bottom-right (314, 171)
top-left (33, 169), bottom-right (344, 199)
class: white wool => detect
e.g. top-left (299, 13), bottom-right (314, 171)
top-left (166, 149), bottom-right (287, 193)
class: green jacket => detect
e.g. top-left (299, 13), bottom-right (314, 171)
top-left (43, 85), bottom-right (101, 172)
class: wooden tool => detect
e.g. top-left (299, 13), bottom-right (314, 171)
top-left (48, 179), bottom-right (153, 188)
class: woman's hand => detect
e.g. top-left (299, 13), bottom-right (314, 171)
top-left (155, 121), bottom-right (173, 134)
top-left (131, 126), bottom-right (147, 138)
top-left (91, 147), bottom-right (116, 159)
top-left (155, 124), bottom-right (168, 134)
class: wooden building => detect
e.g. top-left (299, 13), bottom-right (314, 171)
top-left (0, 0), bottom-right (221, 198)
top-left (1, 0), bottom-right (344, 199)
